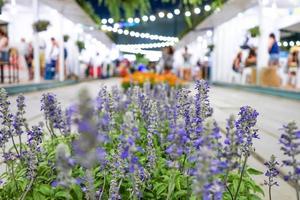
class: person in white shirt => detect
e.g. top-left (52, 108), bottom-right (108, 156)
top-left (45, 37), bottom-right (59, 79)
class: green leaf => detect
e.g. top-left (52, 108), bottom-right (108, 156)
top-left (38, 184), bottom-right (52, 196)
top-left (156, 184), bottom-right (167, 196)
top-left (174, 190), bottom-right (187, 198)
top-left (238, 196), bottom-right (248, 200)
top-left (70, 184), bottom-right (83, 200)
top-left (54, 191), bottom-right (69, 199)
top-left (254, 185), bottom-right (265, 196)
top-left (233, 179), bottom-right (239, 192)
top-left (175, 177), bottom-right (181, 190)
top-left (247, 168), bottom-right (263, 175)
top-left (153, 182), bottom-right (164, 191)
top-left (33, 191), bottom-right (45, 200)
top-left (249, 193), bottom-right (263, 200)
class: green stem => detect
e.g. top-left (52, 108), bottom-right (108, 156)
top-left (18, 134), bottom-right (22, 156)
top-left (20, 176), bottom-right (35, 200)
top-left (181, 154), bottom-right (187, 173)
top-left (166, 172), bottom-right (176, 200)
top-left (226, 185), bottom-right (234, 200)
top-left (296, 181), bottom-right (299, 200)
top-left (98, 173), bottom-right (106, 200)
top-left (49, 122), bottom-right (57, 138)
top-left (86, 169), bottom-right (95, 200)
top-left (268, 175), bottom-right (272, 200)
top-left (11, 163), bottom-right (19, 192)
top-left (233, 156), bottom-right (248, 200)
top-left (11, 135), bottom-right (20, 158)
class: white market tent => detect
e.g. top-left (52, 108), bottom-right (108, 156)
top-left (0, 0), bottom-right (115, 82)
top-left (39, 0), bottom-right (114, 49)
top-left (177, 0), bottom-right (300, 86)
top-left (11, 0), bottom-right (114, 48)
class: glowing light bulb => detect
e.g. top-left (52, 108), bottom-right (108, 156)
top-left (108, 18), bottom-right (114, 24)
top-left (127, 17), bottom-right (134, 23)
top-left (142, 15), bottom-right (148, 22)
top-left (158, 12), bottom-right (165, 18)
top-left (174, 9), bottom-right (180, 15)
top-left (123, 30), bottom-right (129, 35)
top-left (167, 13), bottom-right (173, 19)
top-left (185, 11), bottom-right (191, 17)
top-left (204, 5), bottom-right (211, 12)
top-left (149, 15), bottom-right (156, 21)
top-left (194, 7), bottom-right (201, 14)
top-left (101, 19), bottom-right (107, 24)
top-left (134, 18), bottom-right (140, 23)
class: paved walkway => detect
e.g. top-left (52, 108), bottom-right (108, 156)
top-left (5, 78), bottom-right (300, 200)
top-left (208, 86), bottom-right (300, 200)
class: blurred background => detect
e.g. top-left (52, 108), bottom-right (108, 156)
top-left (0, 0), bottom-right (299, 92)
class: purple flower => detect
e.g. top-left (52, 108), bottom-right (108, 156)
top-left (222, 115), bottom-right (239, 170)
top-left (0, 88), bottom-right (13, 149)
top-left (264, 155), bottom-right (279, 187)
top-left (13, 94), bottom-right (28, 137)
top-left (192, 147), bottom-right (224, 199)
top-left (235, 106), bottom-right (259, 156)
top-left (55, 143), bottom-right (74, 187)
top-left (64, 104), bottom-right (77, 134)
top-left (26, 125), bottom-right (44, 179)
top-left (73, 90), bottom-right (108, 169)
top-left (194, 80), bottom-right (213, 124)
top-left (41, 93), bottom-right (66, 136)
top-left (279, 122), bottom-right (300, 184)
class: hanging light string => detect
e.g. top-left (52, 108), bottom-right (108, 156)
top-left (100, 4), bottom-right (212, 26)
top-left (279, 40), bottom-right (300, 47)
top-left (101, 25), bottom-right (179, 42)
top-left (117, 41), bottom-right (175, 49)
top-left (118, 47), bottom-right (162, 55)
top-left (77, 4), bottom-right (216, 47)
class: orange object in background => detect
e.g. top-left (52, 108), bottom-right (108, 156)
top-left (122, 71), bottom-right (184, 87)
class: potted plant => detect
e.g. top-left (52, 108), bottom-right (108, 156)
top-left (248, 26), bottom-right (260, 38)
top-left (32, 20), bottom-right (50, 33)
top-left (63, 35), bottom-right (70, 42)
top-left (76, 40), bottom-right (85, 52)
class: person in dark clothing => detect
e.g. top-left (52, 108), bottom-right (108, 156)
top-left (268, 33), bottom-right (280, 67)
top-left (162, 46), bottom-right (174, 73)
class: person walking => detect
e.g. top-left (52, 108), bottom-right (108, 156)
top-left (45, 37), bottom-right (59, 80)
top-left (268, 33), bottom-right (280, 67)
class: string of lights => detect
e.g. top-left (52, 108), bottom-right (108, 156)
top-left (100, 4), bottom-right (212, 26)
top-left (117, 41), bottom-right (175, 49)
top-left (118, 48), bottom-right (162, 56)
top-left (101, 25), bottom-right (179, 42)
top-left (279, 41), bottom-right (300, 47)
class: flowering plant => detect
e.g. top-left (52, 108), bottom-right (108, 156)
top-left (122, 71), bottom-right (185, 89)
top-left (0, 81), bottom-right (298, 200)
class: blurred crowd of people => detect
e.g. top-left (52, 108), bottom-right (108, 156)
top-left (0, 27), bottom-right (70, 83)
top-left (110, 45), bottom-right (211, 82)
top-left (157, 46), bottom-right (211, 81)
top-left (232, 33), bottom-right (300, 88)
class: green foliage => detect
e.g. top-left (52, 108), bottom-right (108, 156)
top-left (248, 26), bottom-right (260, 38)
top-left (32, 20), bottom-right (50, 33)
top-left (63, 35), bottom-right (70, 42)
top-left (135, 53), bottom-right (149, 65)
top-left (0, 86), bottom-right (265, 200)
top-left (75, 0), bottom-right (101, 24)
top-left (223, 167), bottom-right (264, 200)
top-left (98, 0), bottom-right (150, 21)
top-left (0, 136), bottom-right (74, 200)
top-left (76, 41), bottom-right (85, 52)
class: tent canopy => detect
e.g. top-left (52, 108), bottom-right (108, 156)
top-left (13, 0), bottom-right (114, 48)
